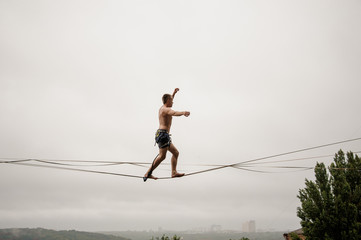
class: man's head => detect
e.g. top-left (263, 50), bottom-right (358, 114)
top-left (162, 94), bottom-right (173, 107)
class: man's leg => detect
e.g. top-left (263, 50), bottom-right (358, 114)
top-left (168, 143), bottom-right (184, 178)
top-left (144, 147), bottom-right (167, 180)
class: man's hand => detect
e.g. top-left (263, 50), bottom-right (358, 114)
top-left (184, 111), bottom-right (190, 117)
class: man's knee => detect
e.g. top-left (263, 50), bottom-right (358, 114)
top-left (158, 153), bottom-right (167, 161)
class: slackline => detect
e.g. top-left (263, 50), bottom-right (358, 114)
top-left (1, 137), bottom-right (361, 179)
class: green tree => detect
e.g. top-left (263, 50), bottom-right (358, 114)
top-left (171, 235), bottom-right (180, 240)
top-left (297, 150), bottom-right (361, 240)
top-left (150, 235), bottom-right (180, 240)
top-left (289, 232), bottom-right (301, 240)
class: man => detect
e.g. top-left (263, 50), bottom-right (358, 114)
top-left (143, 88), bottom-right (190, 182)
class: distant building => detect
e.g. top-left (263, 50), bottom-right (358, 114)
top-left (242, 220), bottom-right (256, 233)
top-left (210, 225), bottom-right (222, 232)
top-left (283, 228), bottom-right (305, 240)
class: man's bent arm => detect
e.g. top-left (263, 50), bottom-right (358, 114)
top-left (172, 88), bottom-right (179, 99)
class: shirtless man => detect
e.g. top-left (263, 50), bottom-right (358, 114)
top-left (143, 88), bottom-right (190, 182)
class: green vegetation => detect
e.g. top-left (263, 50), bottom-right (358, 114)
top-left (288, 232), bottom-right (301, 240)
top-left (297, 150), bottom-right (361, 239)
top-left (1, 229), bottom-right (287, 240)
top-left (150, 234), bottom-right (181, 240)
top-left (0, 228), bottom-right (130, 240)
top-left (113, 231), bottom-right (285, 240)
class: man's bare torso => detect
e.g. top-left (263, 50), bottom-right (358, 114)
top-left (158, 106), bottom-right (172, 132)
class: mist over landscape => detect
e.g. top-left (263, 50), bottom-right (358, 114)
top-left (1, 0), bottom-right (361, 237)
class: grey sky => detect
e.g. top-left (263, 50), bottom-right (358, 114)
top-left (1, 0), bottom-right (361, 232)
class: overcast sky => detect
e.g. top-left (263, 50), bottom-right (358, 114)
top-left (1, 0), bottom-right (361, 233)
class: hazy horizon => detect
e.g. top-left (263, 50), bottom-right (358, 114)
top-left (1, 0), bottom-right (361, 233)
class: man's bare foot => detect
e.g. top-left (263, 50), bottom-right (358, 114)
top-left (143, 173), bottom-right (158, 182)
top-left (172, 171), bottom-right (185, 178)
top-left (148, 175), bottom-right (158, 180)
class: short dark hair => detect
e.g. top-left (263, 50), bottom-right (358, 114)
top-left (162, 94), bottom-right (171, 104)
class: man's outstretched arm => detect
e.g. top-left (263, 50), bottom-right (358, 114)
top-left (168, 109), bottom-right (190, 117)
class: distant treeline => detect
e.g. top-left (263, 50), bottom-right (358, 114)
top-left (0, 228), bottom-right (287, 240)
top-left (0, 228), bottom-right (130, 240)
top-left (106, 231), bottom-right (286, 240)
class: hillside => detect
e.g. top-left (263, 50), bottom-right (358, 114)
top-left (0, 228), bottom-right (130, 240)
top-left (104, 230), bottom-right (286, 240)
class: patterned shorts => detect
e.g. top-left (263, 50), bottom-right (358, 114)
top-left (155, 129), bottom-right (171, 149)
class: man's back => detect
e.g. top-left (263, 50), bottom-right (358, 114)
top-left (158, 106), bottom-right (173, 132)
